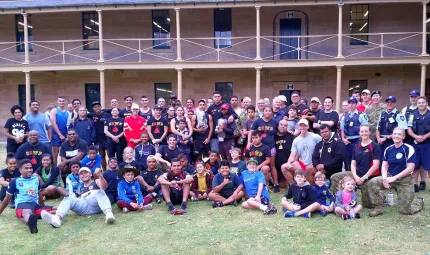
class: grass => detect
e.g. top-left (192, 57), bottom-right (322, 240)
top-left (0, 148), bottom-right (429, 255)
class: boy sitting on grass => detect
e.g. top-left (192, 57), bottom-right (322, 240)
top-left (312, 171), bottom-right (335, 216)
top-left (80, 145), bottom-right (102, 175)
top-left (190, 161), bottom-right (213, 201)
top-left (282, 169), bottom-right (319, 218)
top-left (117, 166), bottom-right (153, 213)
top-left (209, 160), bottom-right (244, 207)
top-left (240, 158), bottom-right (277, 215)
top-left (229, 147), bottom-right (246, 176)
top-left (58, 160), bottom-right (82, 197)
top-left (103, 157), bottom-right (120, 204)
top-left (141, 155), bottom-right (164, 203)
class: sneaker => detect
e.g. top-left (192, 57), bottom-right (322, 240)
top-left (155, 195), bottom-right (162, 204)
top-left (41, 210), bottom-right (61, 228)
top-left (414, 184), bottom-right (420, 193)
top-left (342, 214), bottom-right (350, 220)
top-left (212, 201), bottom-right (224, 208)
top-left (282, 207), bottom-right (288, 214)
top-left (274, 184), bottom-right (280, 193)
top-left (302, 212), bottom-right (311, 218)
top-left (263, 203), bottom-right (277, 215)
top-left (143, 204), bottom-right (153, 210)
top-left (27, 214), bottom-right (38, 234)
top-left (355, 213), bottom-right (361, 219)
top-left (105, 211), bottom-right (116, 224)
top-left (284, 211), bottom-right (296, 218)
top-left (319, 210), bottom-right (328, 217)
top-left (232, 200), bottom-right (238, 207)
top-left (268, 180), bottom-right (274, 187)
top-left (191, 197), bottom-right (199, 202)
top-left (169, 207), bottom-right (182, 215)
top-left (419, 181), bottom-right (426, 191)
top-left (122, 207), bottom-right (129, 213)
top-left (369, 208), bottom-right (383, 217)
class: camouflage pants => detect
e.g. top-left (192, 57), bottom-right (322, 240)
top-left (368, 175), bottom-right (424, 215)
top-left (330, 171), bottom-right (373, 208)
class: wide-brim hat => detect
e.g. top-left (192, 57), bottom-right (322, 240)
top-left (118, 166), bottom-right (141, 178)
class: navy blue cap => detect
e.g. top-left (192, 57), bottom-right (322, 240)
top-left (371, 90), bottom-right (382, 97)
top-left (409, 89), bottom-right (420, 97)
top-left (154, 104), bottom-right (163, 110)
top-left (348, 97), bottom-right (358, 104)
top-left (385, 96), bottom-right (396, 102)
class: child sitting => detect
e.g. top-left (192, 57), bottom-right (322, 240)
top-left (190, 161), bottom-right (213, 201)
top-left (204, 151), bottom-right (220, 175)
top-left (282, 169), bottom-right (319, 218)
top-left (134, 132), bottom-right (156, 171)
top-left (334, 175), bottom-right (363, 220)
top-left (34, 153), bottom-right (61, 199)
top-left (59, 160), bottom-right (82, 197)
top-left (141, 155), bottom-right (164, 203)
top-left (177, 118), bottom-right (192, 161)
top-left (103, 157), bottom-right (120, 204)
top-left (209, 160), bottom-right (244, 207)
top-left (312, 172), bottom-right (335, 216)
top-left (240, 158), bottom-right (277, 215)
top-left (244, 131), bottom-right (271, 183)
top-left (80, 145), bottom-right (102, 175)
top-left (117, 166), bottom-right (153, 213)
top-left (229, 148), bottom-right (246, 176)
top-left (0, 153), bottom-right (20, 208)
top-left (119, 147), bottom-right (143, 172)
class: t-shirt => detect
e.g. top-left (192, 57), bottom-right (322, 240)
top-left (352, 141), bottom-right (381, 177)
top-left (15, 142), bottom-right (52, 170)
top-left (88, 111), bottom-right (111, 143)
top-left (275, 133), bottom-right (295, 166)
top-left (183, 164), bottom-right (196, 175)
top-left (134, 143), bottom-right (156, 170)
top-left (243, 119), bottom-right (255, 132)
top-left (164, 170), bottom-right (190, 190)
top-left (142, 169), bottom-right (164, 186)
top-left (212, 173), bottom-right (241, 194)
top-left (59, 139), bottom-right (88, 160)
top-left (147, 116), bottom-right (169, 141)
top-left (7, 176), bottom-right (40, 206)
top-left (251, 118), bottom-right (279, 149)
top-left (119, 160), bottom-right (143, 172)
top-left (103, 169), bottom-right (120, 194)
top-left (104, 117), bottom-right (125, 143)
top-left (65, 173), bottom-right (81, 195)
top-left (315, 110), bottom-right (339, 133)
top-left (205, 161), bottom-right (220, 175)
top-left (229, 160), bottom-right (246, 176)
top-left (24, 112), bottom-right (52, 143)
top-left (383, 143), bottom-right (415, 176)
top-left (4, 118), bottom-right (29, 146)
top-left (245, 144), bottom-right (271, 165)
top-left (287, 119), bottom-right (299, 133)
top-left (80, 154), bottom-right (102, 173)
top-left (240, 170), bottom-right (270, 199)
top-left (291, 133), bottom-right (322, 166)
top-left (157, 145), bottom-right (183, 162)
top-left (119, 108), bottom-right (132, 119)
top-left (0, 168), bottom-right (20, 182)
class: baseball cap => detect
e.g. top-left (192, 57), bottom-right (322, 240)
top-left (361, 89), bottom-right (371, 94)
top-left (131, 103), bottom-right (140, 110)
top-left (78, 167), bottom-right (91, 174)
top-left (170, 94), bottom-right (177, 99)
top-left (371, 90), bottom-right (381, 97)
top-left (247, 158), bottom-right (258, 164)
top-left (310, 97), bottom-right (320, 104)
top-left (409, 89), bottom-right (420, 97)
top-left (348, 97), bottom-right (358, 104)
top-left (92, 101), bottom-right (101, 107)
top-left (220, 104), bottom-right (229, 110)
top-left (154, 104), bottom-right (163, 110)
top-left (278, 95), bottom-right (287, 102)
top-left (385, 96), bottom-right (397, 102)
top-left (298, 119), bottom-right (309, 126)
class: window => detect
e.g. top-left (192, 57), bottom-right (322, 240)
top-left (215, 82), bottom-right (233, 102)
top-left (85, 84), bottom-right (100, 112)
top-left (154, 83), bottom-right (172, 103)
top-left (350, 5), bottom-right (369, 45)
top-left (82, 12), bottom-right (99, 50)
top-left (152, 10), bottom-right (171, 49)
top-left (214, 8), bottom-right (232, 48)
top-left (15, 15), bottom-right (33, 52)
top-left (18, 84), bottom-right (35, 113)
top-left (349, 80), bottom-right (368, 96)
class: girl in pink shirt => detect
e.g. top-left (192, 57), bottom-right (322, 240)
top-left (334, 175), bottom-right (363, 220)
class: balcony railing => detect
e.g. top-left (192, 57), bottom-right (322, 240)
top-left (0, 32), bottom-right (425, 66)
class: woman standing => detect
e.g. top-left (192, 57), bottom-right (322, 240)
top-left (104, 107), bottom-right (126, 163)
top-left (4, 105), bottom-right (29, 153)
top-left (170, 106), bottom-right (193, 140)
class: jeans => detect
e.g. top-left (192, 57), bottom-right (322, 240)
top-left (56, 189), bottom-right (112, 219)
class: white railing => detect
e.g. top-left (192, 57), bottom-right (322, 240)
top-left (0, 41), bottom-right (26, 64)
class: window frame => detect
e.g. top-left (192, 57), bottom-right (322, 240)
top-left (215, 82), bottom-right (233, 102)
top-left (152, 10), bottom-right (171, 49)
top-left (349, 4), bottom-right (370, 46)
top-left (214, 8), bottom-right (232, 49)
top-left (82, 12), bottom-right (100, 50)
top-left (18, 84), bottom-right (35, 113)
top-left (154, 83), bottom-right (173, 104)
top-left (15, 14), bottom-right (33, 52)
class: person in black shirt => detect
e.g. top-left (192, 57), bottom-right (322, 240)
top-left (313, 96), bottom-right (340, 134)
top-left (4, 105), bottom-right (29, 153)
top-left (119, 96), bottom-right (133, 118)
top-left (104, 107), bottom-right (126, 163)
top-left (275, 120), bottom-right (295, 188)
top-left (0, 154), bottom-right (19, 207)
top-left (15, 130), bottom-right (51, 171)
top-left (89, 101), bottom-right (111, 170)
top-left (155, 135), bottom-right (183, 169)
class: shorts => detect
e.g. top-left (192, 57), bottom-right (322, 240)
top-left (298, 202), bottom-right (313, 209)
top-left (270, 147), bottom-right (276, 157)
top-left (298, 161), bottom-right (307, 170)
top-left (220, 190), bottom-right (234, 199)
top-left (413, 143), bottom-right (430, 171)
top-left (193, 140), bottom-right (210, 156)
top-left (51, 132), bottom-right (66, 147)
top-left (170, 188), bottom-right (184, 205)
top-left (250, 195), bottom-right (270, 205)
top-left (15, 202), bottom-right (54, 219)
top-left (317, 201), bottom-right (332, 206)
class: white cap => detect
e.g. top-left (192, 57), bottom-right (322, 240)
top-left (278, 95), bottom-right (287, 102)
top-left (131, 103), bottom-right (140, 110)
top-left (78, 167), bottom-right (91, 174)
top-left (310, 97), bottom-right (320, 104)
top-left (298, 119), bottom-right (309, 126)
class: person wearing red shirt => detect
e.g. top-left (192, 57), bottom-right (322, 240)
top-left (124, 104), bottom-right (147, 149)
top-left (356, 89), bottom-right (372, 113)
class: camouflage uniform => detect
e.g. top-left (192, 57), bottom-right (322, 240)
top-left (368, 175), bottom-right (424, 215)
top-left (236, 111), bottom-right (248, 136)
top-left (365, 102), bottom-right (386, 141)
top-left (330, 171), bottom-right (373, 208)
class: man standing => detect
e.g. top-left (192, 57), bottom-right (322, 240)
top-left (402, 89), bottom-right (421, 144)
top-left (124, 103), bottom-right (147, 149)
top-left (191, 100), bottom-right (213, 158)
top-left (120, 96), bottom-right (133, 118)
top-left (274, 120), bottom-right (295, 188)
top-left (357, 89), bottom-right (372, 112)
top-left (278, 95), bottom-right (288, 112)
top-left (272, 97), bottom-right (286, 122)
top-left (139, 95), bottom-right (153, 120)
top-left (72, 106), bottom-right (96, 146)
top-left (313, 96), bottom-right (339, 134)
top-left (230, 96), bottom-right (242, 116)
top-left (50, 96), bottom-right (70, 165)
top-left (308, 97), bottom-right (321, 133)
top-left (352, 90), bottom-right (361, 104)
top-left (147, 104), bottom-right (169, 148)
top-left (365, 90), bottom-right (386, 141)
top-left (15, 130), bottom-right (51, 171)
top-left (103, 98), bottom-right (119, 115)
top-left (289, 91), bottom-right (308, 115)
top-left (89, 101), bottom-right (111, 170)
top-left (24, 100), bottom-right (52, 150)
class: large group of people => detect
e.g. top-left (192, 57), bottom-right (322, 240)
top-left (0, 89), bottom-right (428, 233)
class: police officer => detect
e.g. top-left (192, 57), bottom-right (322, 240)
top-left (402, 89), bottom-right (420, 144)
top-left (407, 96), bottom-right (430, 192)
top-left (365, 90), bottom-right (386, 141)
top-left (340, 97), bottom-right (368, 169)
top-left (376, 96), bottom-right (408, 159)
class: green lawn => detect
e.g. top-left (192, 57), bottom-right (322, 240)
top-left (0, 149), bottom-right (429, 255)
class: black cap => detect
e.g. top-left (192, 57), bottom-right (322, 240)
top-left (92, 101), bottom-right (101, 107)
top-left (371, 90), bottom-right (381, 97)
top-left (170, 94), bottom-right (177, 99)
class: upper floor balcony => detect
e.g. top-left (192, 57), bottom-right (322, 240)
top-left (0, 1), bottom-right (427, 69)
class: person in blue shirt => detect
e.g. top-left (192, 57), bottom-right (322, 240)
top-left (0, 159), bottom-right (55, 234)
top-left (240, 158), bottom-right (277, 215)
top-left (312, 172), bottom-right (335, 216)
top-left (134, 132), bottom-right (156, 170)
top-left (368, 127), bottom-right (424, 217)
top-left (209, 160), bottom-right (243, 207)
top-left (58, 160), bottom-right (82, 197)
top-left (117, 166), bottom-right (153, 213)
top-left (103, 157), bottom-right (120, 204)
top-left (80, 145), bottom-right (102, 175)
top-left (71, 106), bottom-right (96, 146)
